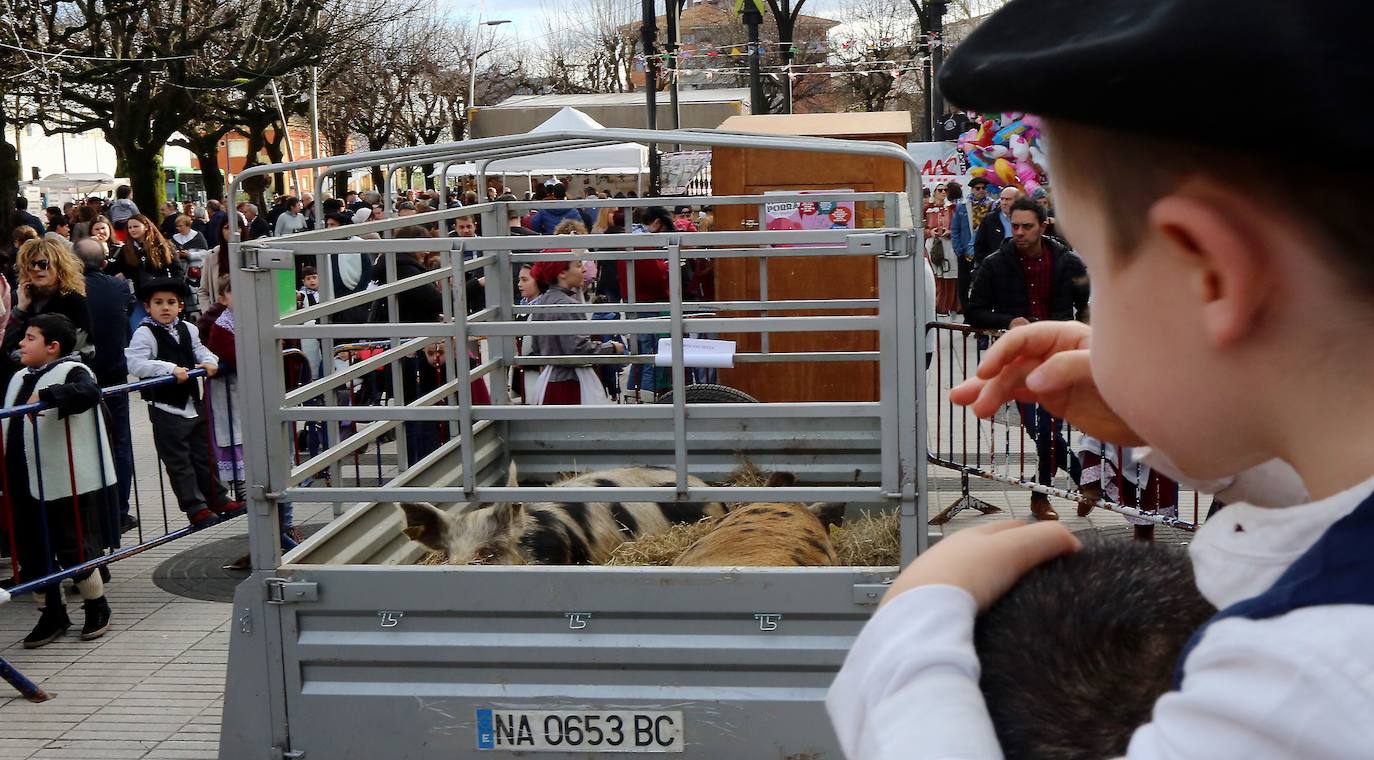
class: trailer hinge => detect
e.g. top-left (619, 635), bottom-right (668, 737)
top-left (852, 582), bottom-right (892, 606)
top-left (265, 578), bottom-right (318, 605)
top-left (240, 246), bottom-right (295, 272)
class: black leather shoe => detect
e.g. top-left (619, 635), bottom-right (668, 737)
top-left (81, 596), bottom-right (111, 641)
top-left (23, 604), bottom-right (71, 649)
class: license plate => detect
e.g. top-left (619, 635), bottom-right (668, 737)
top-left (476, 709), bottom-right (684, 753)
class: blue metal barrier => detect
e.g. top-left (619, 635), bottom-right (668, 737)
top-left (0, 367), bottom-right (247, 701)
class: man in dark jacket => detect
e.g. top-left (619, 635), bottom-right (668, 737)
top-left (13, 196), bottom-right (46, 235)
top-left (203, 200), bottom-right (227, 249)
top-left (75, 239), bottom-right (138, 531)
top-left (972, 186), bottom-right (1021, 265)
top-left (530, 183), bottom-right (586, 234)
top-left (965, 199), bottom-right (1090, 520)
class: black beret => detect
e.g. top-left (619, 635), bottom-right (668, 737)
top-left (137, 277), bottom-right (190, 302)
top-left (939, 1), bottom-right (1366, 157)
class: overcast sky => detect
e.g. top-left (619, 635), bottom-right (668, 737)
top-left (441, 0), bottom-right (855, 51)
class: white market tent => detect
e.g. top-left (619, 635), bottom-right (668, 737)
top-left (445, 107), bottom-right (649, 177)
top-left (32, 172), bottom-right (120, 195)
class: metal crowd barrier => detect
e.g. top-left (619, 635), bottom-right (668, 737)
top-left (0, 355), bottom-right (324, 701)
top-left (925, 322), bottom-right (1200, 531)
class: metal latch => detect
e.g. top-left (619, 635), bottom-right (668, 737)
top-left (852, 582), bottom-right (892, 606)
top-left (265, 578), bottom-right (319, 605)
top-left (848, 231), bottom-right (913, 259)
top-left (241, 247), bottom-right (295, 272)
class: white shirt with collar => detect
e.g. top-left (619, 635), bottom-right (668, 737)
top-left (826, 470), bottom-right (1374, 760)
top-left (125, 319), bottom-right (217, 418)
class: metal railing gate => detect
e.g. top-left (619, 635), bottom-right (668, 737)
top-left (220, 127), bottom-right (927, 760)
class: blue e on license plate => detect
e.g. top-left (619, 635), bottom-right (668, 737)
top-left (476, 709), bottom-right (684, 753)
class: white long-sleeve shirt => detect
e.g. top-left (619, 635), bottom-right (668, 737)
top-left (827, 471), bottom-right (1374, 760)
top-left (125, 321), bottom-right (218, 418)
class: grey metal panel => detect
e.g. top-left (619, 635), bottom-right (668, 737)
top-left (273, 564), bottom-right (891, 759)
top-left (222, 129), bottom-right (927, 760)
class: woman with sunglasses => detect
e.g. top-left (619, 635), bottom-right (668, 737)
top-left (0, 238), bottom-right (93, 385)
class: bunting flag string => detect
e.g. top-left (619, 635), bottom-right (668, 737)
top-left (636, 32), bottom-right (952, 63)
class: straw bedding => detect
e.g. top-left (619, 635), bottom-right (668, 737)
top-left (414, 460), bottom-right (902, 567)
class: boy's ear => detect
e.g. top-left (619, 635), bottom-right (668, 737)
top-left (1148, 191), bottom-right (1273, 348)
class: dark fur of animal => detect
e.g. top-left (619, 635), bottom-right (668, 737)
top-left (974, 539), bottom-right (1215, 760)
top-left (673, 472), bottom-right (846, 567)
top-left (398, 466), bottom-right (725, 565)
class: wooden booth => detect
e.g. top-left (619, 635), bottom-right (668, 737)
top-left (709, 112), bottom-right (912, 403)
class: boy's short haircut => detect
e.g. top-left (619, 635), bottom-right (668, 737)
top-left (1046, 122), bottom-right (1357, 285)
top-left (217, 274), bottom-right (232, 294)
top-left (975, 539), bottom-right (1215, 760)
top-left (1008, 198), bottom-right (1046, 224)
top-left (28, 313), bottom-right (77, 356)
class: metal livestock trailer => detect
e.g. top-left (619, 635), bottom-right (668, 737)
top-left (218, 128), bottom-right (929, 759)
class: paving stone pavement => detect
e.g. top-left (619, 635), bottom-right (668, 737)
top-left (0, 404), bottom-right (342, 760)
top-left (0, 329), bottom-right (1207, 759)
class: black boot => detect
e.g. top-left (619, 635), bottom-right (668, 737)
top-left (24, 602), bottom-right (71, 649)
top-left (80, 596), bottom-right (111, 641)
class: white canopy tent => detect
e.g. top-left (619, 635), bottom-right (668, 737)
top-left (444, 107), bottom-right (649, 177)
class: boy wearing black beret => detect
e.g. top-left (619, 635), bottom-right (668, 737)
top-left (829, 1), bottom-right (1372, 757)
top-left (125, 278), bottom-right (239, 527)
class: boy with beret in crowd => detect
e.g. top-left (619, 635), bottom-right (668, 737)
top-left (125, 278), bottom-right (240, 527)
top-left (828, 1), bottom-right (1372, 757)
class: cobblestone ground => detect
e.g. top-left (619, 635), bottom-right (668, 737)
top-left (0, 329), bottom-right (1206, 758)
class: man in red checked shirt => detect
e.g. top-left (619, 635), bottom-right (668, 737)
top-left (966, 197), bottom-right (1090, 519)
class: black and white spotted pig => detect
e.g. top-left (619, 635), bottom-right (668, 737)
top-left (397, 466), bottom-right (724, 565)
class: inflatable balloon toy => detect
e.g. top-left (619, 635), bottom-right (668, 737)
top-left (993, 157), bottom-right (1018, 186)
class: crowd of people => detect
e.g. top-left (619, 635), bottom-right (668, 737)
top-left (0, 180), bottom-right (720, 647)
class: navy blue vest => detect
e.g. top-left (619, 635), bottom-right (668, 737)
top-left (1173, 488), bottom-right (1374, 688)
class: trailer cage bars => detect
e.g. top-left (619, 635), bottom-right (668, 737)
top-left (220, 126), bottom-right (927, 760)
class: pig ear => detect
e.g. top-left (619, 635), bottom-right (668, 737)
top-left (491, 501), bottom-right (524, 531)
top-left (396, 502), bottom-right (451, 551)
top-left (764, 471), bottom-right (798, 488)
top-left (808, 503), bottom-right (847, 530)
top-left (507, 460), bottom-right (520, 488)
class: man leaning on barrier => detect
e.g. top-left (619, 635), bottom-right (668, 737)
top-left (965, 198), bottom-right (1090, 520)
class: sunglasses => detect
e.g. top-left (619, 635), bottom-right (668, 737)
top-left (29, 259), bottom-right (51, 271)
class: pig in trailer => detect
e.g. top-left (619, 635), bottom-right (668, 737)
top-left (218, 127), bottom-right (929, 759)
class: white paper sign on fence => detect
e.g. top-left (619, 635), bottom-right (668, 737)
top-left (653, 338), bottom-right (736, 368)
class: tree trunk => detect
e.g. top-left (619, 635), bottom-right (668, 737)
top-left (264, 136), bottom-right (286, 197)
top-left (186, 133), bottom-right (227, 202)
top-left (421, 163), bottom-right (436, 192)
top-left (242, 129), bottom-right (270, 210)
top-left (118, 143), bottom-right (168, 224)
top-left (0, 101), bottom-right (19, 246)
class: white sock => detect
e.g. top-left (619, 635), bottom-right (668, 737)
top-left (75, 574), bottom-right (104, 601)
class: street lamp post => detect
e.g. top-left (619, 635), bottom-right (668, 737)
top-left (467, 18), bottom-right (513, 131)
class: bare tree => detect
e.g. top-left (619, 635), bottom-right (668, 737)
top-left (534, 0), bottom-right (639, 94)
top-left (830, 0), bottom-right (924, 113)
top-left (0, 0), bottom-right (419, 214)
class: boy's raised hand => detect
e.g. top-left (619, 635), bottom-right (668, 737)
top-left (948, 321), bottom-right (1145, 446)
top-left (881, 521), bottom-right (1082, 611)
